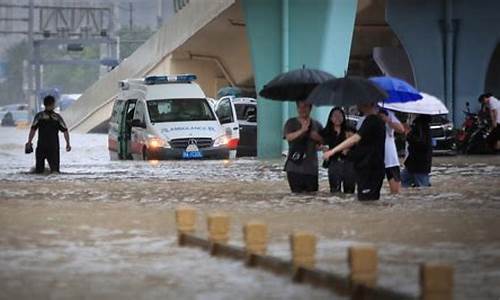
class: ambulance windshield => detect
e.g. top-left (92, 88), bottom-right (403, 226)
top-left (147, 98), bottom-right (216, 123)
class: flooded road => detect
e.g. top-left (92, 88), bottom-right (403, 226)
top-left (1, 127), bottom-right (500, 299)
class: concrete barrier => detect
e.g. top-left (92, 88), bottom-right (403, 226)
top-left (290, 231), bottom-right (316, 269)
top-left (174, 207), bottom-right (452, 300)
top-left (243, 221), bottom-right (267, 255)
top-left (420, 263), bottom-right (454, 300)
top-left (348, 246), bottom-right (378, 287)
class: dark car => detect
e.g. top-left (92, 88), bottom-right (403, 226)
top-left (233, 97), bottom-right (257, 157)
top-left (348, 114), bottom-right (456, 156)
top-left (429, 114), bottom-right (456, 155)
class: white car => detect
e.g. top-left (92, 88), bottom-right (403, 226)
top-left (216, 96), bottom-right (257, 157)
top-left (108, 74), bottom-right (234, 160)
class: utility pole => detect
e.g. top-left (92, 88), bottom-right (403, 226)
top-left (129, 2), bottom-right (133, 30)
top-left (27, 0), bottom-right (35, 110)
top-left (157, 0), bottom-right (164, 29)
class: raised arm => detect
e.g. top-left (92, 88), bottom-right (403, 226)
top-left (323, 133), bottom-right (361, 160)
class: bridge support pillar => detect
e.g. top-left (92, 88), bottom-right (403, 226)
top-left (242, 0), bottom-right (357, 158)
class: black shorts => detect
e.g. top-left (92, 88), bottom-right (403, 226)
top-left (356, 168), bottom-right (384, 201)
top-left (286, 172), bottom-right (318, 193)
top-left (385, 166), bottom-right (401, 182)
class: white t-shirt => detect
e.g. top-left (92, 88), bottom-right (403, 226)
top-left (356, 111), bottom-right (401, 168)
top-left (384, 110), bottom-right (401, 168)
top-left (489, 96), bottom-right (500, 125)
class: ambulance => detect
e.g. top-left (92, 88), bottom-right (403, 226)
top-left (108, 74), bottom-right (239, 160)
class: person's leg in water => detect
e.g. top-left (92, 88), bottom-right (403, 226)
top-left (400, 168), bottom-right (415, 188)
top-left (342, 160), bottom-right (356, 194)
top-left (385, 166), bottom-right (401, 194)
top-left (303, 174), bottom-right (319, 193)
top-left (35, 146), bottom-right (47, 174)
top-left (328, 160), bottom-right (342, 193)
top-left (287, 172), bottom-right (309, 193)
top-left (413, 173), bottom-right (431, 187)
top-left (356, 168), bottom-right (384, 201)
top-left (46, 146), bottom-right (60, 173)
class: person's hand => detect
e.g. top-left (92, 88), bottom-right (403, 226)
top-left (66, 144), bottom-right (71, 152)
top-left (323, 149), bottom-right (335, 160)
top-left (403, 123), bottom-right (411, 135)
top-left (379, 112), bottom-right (389, 123)
top-left (299, 118), bottom-right (311, 132)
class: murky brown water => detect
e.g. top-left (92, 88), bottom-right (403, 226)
top-left (1, 127), bottom-right (499, 299)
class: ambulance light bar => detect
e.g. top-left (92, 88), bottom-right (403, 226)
top-left (144, 74), bottom-right (197, 85)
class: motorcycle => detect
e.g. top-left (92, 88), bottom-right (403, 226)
top-left (456, 102), bottom-right (493, 154)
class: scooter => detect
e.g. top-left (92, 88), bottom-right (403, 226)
top-left (456, 102), bottom-right (493, 154)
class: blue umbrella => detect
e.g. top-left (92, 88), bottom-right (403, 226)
top-left (369, 76), bottom-right (422, 103)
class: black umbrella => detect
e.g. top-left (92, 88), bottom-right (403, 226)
top-left (259, 68), bottom-right (335, 101)
top-left (306, 76), bottom-right (388, 106)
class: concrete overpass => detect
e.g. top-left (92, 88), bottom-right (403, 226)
top-left (63, 0), bottom-right (253, 134)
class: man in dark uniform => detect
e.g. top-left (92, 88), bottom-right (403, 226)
top-left (26, 95), bottom-right (71, 173)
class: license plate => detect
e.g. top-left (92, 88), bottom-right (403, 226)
top-left (183, 144), bottom-right (202, 159)
top-left (182, 150), bottom-right (203, 159)
top-left (432, 138), bottom-right (437, 147)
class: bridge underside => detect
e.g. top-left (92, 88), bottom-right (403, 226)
top-left (67, 0), bottom-right (500, 159)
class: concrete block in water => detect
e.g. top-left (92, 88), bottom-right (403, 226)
top-left (207, 213), bottom-right (230, 244)
top-left (290, 231), bottom-right (316, 269)
top-left (243, 221), bottom-right (267, 255)
top-left (420, 263), bottom-right (454, 300)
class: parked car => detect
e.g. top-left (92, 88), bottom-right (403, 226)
top-left (347, 113), bottom-right (456, 156)
top-left (429, 114), bottom-right (457, 155)
top-left (216, 96), bottom-right (257, 157)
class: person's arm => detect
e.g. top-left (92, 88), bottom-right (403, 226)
top-left (309, 122), bottom-right (324, 144)
top-left (387, 116), bottom-right (405, 134)
top-left (27, 113), bottom-right (39, 145)
top-left (381, 111), bottom-right (405, 134)
top-left (57, 114), bottom-right (71, 151)
top-left (323, 134), bottom-right (361, 160)
top-left (491, 108), bottom-right (498, 128)
top-left (285, 126), bottom-right (307, 142)
top-left (310, 131), bottom-right (324, 144)
top-left (63, 130), bottom-right (71, 151)
top-left (27, 127), bottom-right (36, 144)
top-left (285, 119), bottom-right (309, 142)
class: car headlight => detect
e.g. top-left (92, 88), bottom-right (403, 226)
top-left (213, 135), bottom-right (229, 147)
top-left (147, 135), bottom-right (170, 149)
top-left (444, 123), bottom-right (454, 131)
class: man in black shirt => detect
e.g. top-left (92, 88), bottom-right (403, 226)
top-left (323, 102), bottom-right (386, 200)
top-left (26, 96), bottom-right (71, 173)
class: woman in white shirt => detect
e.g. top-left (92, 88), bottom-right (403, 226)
top-left (378, 108), bottom-right (405, 194)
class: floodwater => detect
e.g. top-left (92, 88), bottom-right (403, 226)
top-left (0, 127), bottom-right (499, 300)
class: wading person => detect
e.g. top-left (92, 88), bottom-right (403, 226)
top-left (478, 93), bottom-right (500, 152)
top-left (401, 114), bottom-right (432, 187)
top-left (284, 101), bottom-right (323, 193)
top-left (323, 102), bottom-right (385, 201)
top-left (26, 96), bottom-right (71, 174)
top-left (320, 107), bottom-right (355, 194)
top-left (378, 108), bottom-right (405, 194)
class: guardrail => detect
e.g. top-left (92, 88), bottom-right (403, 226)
top-left (175, 206), bottom-right (454, 300)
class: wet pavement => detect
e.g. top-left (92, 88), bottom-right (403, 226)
top-left (0, 127), bottom-right (499, 299)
